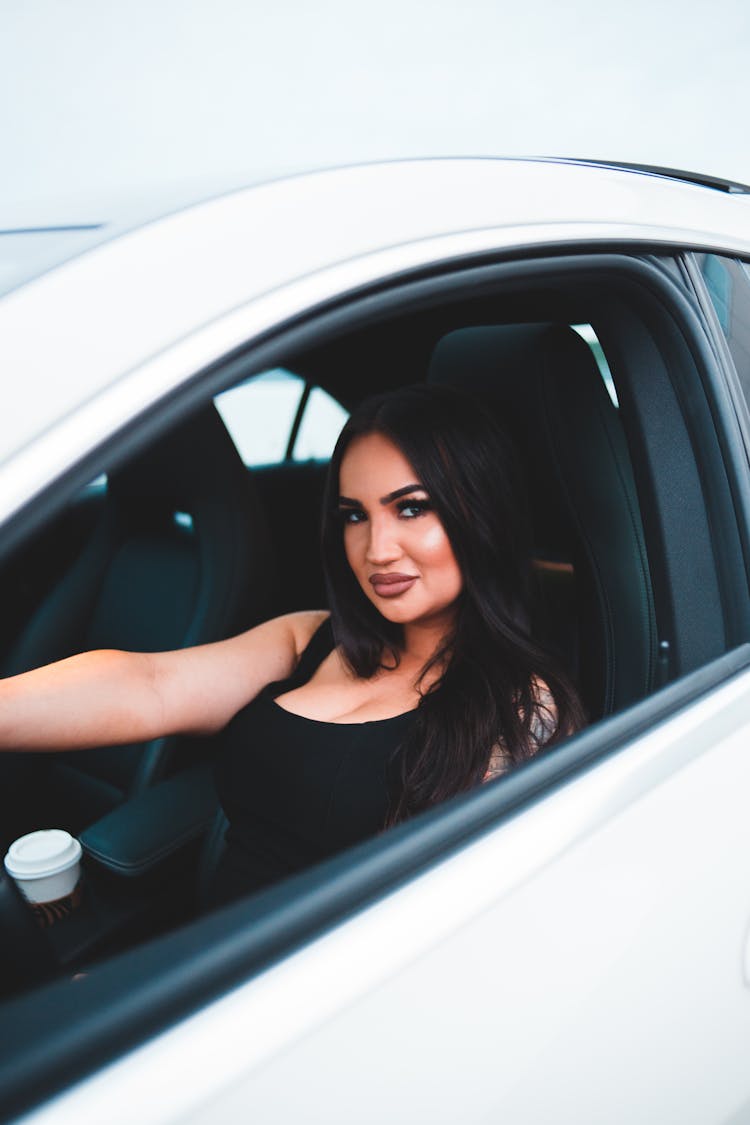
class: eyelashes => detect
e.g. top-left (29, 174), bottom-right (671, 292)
top-left (337, 498), bottom-right (433, 524)
top-left (396, 499), bottom-right (432, 519)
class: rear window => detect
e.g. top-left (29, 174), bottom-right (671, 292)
top-left (214, 370), bottom-right (348, 465)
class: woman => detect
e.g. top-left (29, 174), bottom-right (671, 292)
top-left (1, 384), bottom-right (583, 904)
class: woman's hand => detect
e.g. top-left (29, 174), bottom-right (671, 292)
top-left (0, 610), bottom-right (329, 752)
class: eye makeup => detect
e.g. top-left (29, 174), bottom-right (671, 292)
top-left (337, 488), bottom-right (432, 524)
top-left (395, 498), bottom-right (432, 518)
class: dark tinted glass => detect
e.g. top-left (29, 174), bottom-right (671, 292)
top-left (697, 254), bottom-right (750, 406)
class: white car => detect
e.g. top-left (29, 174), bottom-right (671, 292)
top-left (2, 158), bottom-right (750, 1124)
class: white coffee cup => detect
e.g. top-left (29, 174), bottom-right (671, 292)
top-left (4, 829), bottom-right (83, 926)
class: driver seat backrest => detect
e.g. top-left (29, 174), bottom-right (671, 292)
top-left (428, 324), bottom-right (657, 720)
top-left (1, 405), bottom-right (274, 837)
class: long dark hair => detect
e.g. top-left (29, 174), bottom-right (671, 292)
top-left (321, 384), bottom-right (584, 824)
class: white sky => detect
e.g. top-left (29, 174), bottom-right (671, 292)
top-left (2, 0), bottom-right (749, 223)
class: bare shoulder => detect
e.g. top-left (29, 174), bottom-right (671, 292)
top-left (529, 676), bottom-right (559, 746)
top-left (482, 678), bottom-right (562, 785)
top-left (151, 610), bottom-right (332, 737)
top-left (285, 609), bottom-right (331, 659)
top-left (229, 609), bottom-right (329, 664)
top-left (483, 744), bottom-right (511, 782)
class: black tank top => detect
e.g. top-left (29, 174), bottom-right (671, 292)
top-left (212, 619), bottom-right (416, 905)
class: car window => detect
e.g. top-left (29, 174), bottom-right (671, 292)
top-left (214, 369), bottom-right (348, 465)
top-left (696, 254), bottom-right (750, 408)
top-left (3, 247), bottom-right (746, 1125)
top-left (293, 385), bottom-right (349, 459)
top-left (571, 323), bottom-right (618, 406)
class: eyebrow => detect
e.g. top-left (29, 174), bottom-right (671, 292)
top-left (338, 483), bottom-right (425, 507)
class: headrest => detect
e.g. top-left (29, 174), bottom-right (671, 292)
top-left (429, 323), bottom-right (656, 715)
top-left (430, 323), bottom-right (576, 394)
top-left (429, 324), bottom-right (616, 558)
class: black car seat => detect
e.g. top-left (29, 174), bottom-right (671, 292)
top-left (0, 404), bottom-right (274, 840)
top-left (253, 460), bottom-right (329, 612)
top-left (428, 324), bottom-right (657, 720)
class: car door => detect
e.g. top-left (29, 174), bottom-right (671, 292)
top-left (13, 651), bottom-right (750, 1125)
top-left (3, 167), bottom-right (750, 1125)
top-left (169, 655), bottom-right (750, 1125)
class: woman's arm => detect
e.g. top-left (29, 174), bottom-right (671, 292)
top-left (0, 610), bottom-right (329, 752)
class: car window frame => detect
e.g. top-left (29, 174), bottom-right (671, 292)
top-left (679, 251), bottom-right (750, 615)
top-left (2, 245), bottom-right (749, 1119)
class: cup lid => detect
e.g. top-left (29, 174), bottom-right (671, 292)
top-left (4, 829), bottom-right (82, 880)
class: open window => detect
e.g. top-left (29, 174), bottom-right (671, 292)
top-left (1, 247), bottom-right (749, 1122)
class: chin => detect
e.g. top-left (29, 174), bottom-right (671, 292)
top-left (372, 602), bottom-right (415, 624)
top-left (375, 600), bottom-right (455, 630)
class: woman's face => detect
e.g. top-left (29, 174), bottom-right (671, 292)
top-left (338, 432), bottom-right (463, 634)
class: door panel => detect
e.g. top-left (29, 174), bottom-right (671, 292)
top-left (32, 663), bottom-right (750, 1125)
top-left (219, 677), bottom-right (750, 1124)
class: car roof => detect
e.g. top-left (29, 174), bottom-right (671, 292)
top-left (4, 156), bottom-right (749, 297)
top-left (1, 157), bottom-right (749, 498)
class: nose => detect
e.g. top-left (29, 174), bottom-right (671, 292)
top-left (365, 513), bottom-right (402, 566)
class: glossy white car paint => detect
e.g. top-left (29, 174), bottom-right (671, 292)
top-left (2, 159), bottom-right (750, 498)
top-left (5, 157), bottom-right (750, 1125)
top-left (21, 666), bottom-right (750, 1125)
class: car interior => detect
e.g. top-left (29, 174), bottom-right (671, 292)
top-left (1, 248), bottom-right (749, 1119)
